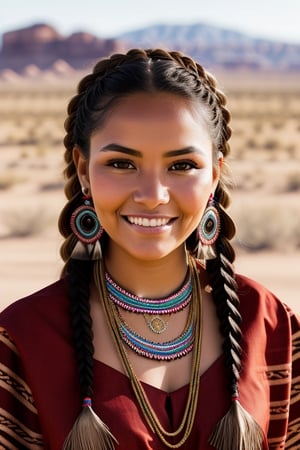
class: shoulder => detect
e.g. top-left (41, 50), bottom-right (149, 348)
top-left (237, 273), bottom-right (299, 324)
top-left (236, 273), bottom-right (290, 318)
top-left (0, 278), bottom-right (70, 340)
top-left (0, 277), bottom-right (68, 317)
top-left (235, 273), bottom-right (299, 353)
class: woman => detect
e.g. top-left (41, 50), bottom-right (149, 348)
top-left (0, 48), bottom-right (299, 450)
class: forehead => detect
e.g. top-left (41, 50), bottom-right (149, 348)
top-left (92, 92), bottom-right (211, 145)
top-left (107, 91), bottom-right (205, 123)
top-left (90, 92), bottom-right (213, 154)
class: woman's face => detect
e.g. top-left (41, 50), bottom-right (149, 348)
top-left (75, 92), bottom-right (220, 263)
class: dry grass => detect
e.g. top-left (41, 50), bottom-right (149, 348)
top-left (1, 206), bottom-right (53, 238)
top-left (231, 198), bottom-right (300, 252)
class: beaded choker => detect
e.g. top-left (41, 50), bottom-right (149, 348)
top-left (105, 271), bottom-right (192, 314)
top-left (105, 271), bottom-right (192, 338)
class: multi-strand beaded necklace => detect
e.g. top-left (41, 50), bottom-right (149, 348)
top-left (105, 271), bottom-right (193, 360)
top-left (94, 256), bottom-right (203, 449)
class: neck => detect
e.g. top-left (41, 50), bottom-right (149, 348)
top-left (104, 246), bottom-right (188, 298)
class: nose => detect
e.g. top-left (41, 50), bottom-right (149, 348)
top-left (133, 172), bottom-right (170, 208)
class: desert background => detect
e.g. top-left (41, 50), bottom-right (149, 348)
top-left (0, 21), bottom-right (299, 313)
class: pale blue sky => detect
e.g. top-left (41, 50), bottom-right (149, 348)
top-left (1, 0), bottom-right (300, 44)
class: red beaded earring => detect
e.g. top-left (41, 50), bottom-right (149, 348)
top-left (196, 194), bottom-right (220, 263)
top-left (70, 188), bottom-right (103, 260)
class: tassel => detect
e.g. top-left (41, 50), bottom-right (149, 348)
top-left (63, 398), bottom-right (118, 450)
top-left (197, 243), bottom-right (217, 264)
top-left (209, 398), bottom-right (264, 450)
top-left (70, 240), bottom-right (90, 260)
top-left (89, 240), bottom-right (102, 260)
top-left (71, 240), bottom-right (102, 260)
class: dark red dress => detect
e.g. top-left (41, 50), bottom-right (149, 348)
top-left (0, 274), bottom-right (299, 449)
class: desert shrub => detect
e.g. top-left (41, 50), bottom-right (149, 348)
top-left (0, 175), bottom-right (16, 190)
top-left (271, 120), bottom-right (284, 130)
top-left (286, 144), bottom-right (297, 158)
top-left (39, 181), bottom-right (64, 191)
top-left (284, 172), bottom-right (300, 192)
top-left (246, 138), bottom-right (258, 149)
top-left (0, 174), bottom-right (28, 190)
top-left (233, 203), bottom-right (300, 251)
top-left (1, 206), bottom-right (51, 237)
top-left (232, 166), bottom-right (266, 191)
top-left (264, 139), bottom-right (280, 151)
top-left (253, 122), bottom-right (263, 133)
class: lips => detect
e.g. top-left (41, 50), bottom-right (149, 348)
top-left (126, 216), bottom-right (171, 227)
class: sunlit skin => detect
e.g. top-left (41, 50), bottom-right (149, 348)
top-left (75, 92), bottom-right (224, 392)
top-left (75, 92), bottom-right (220, 285)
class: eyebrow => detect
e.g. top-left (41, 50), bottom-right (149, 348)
top-left (100, 143), bottom-right (204, 157)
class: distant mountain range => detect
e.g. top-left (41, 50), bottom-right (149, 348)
top-left (0, 22), bottom-right (300, 74)
top-left (119, 24), bottom-right (300, 71)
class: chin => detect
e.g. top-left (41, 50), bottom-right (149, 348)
top-left (127, 245), bottom-right (181, 263)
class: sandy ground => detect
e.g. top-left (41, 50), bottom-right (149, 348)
top-left (0, 228), bottom-right (299, 313)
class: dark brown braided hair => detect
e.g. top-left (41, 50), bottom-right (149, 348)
top-left (59, 49), bottom-right (263, 450)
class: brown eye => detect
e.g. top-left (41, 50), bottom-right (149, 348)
top-left (109, 160), bottom-right (135, 169)
top-left (170, 161), bottom-right (197, 171)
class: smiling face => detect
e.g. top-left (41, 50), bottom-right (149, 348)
top-left (74, 92), bottom-right (220, 265)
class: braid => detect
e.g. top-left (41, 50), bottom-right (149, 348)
top-left (180, 52), bottom-right (243, 397)
top-left (207, 232), bottom-right (242, 396)
top-left (175, 50), bottom-right (264, 447)
top-left (63, 259), bottom-right (117, 450)
top-left (205, 133), bottom-right (264, 449)
top-left (204, 196), bottom-right (264, 450)
top-left (68, 259), bottom-right (94, 398)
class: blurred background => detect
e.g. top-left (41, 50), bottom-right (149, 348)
top-left (0, 0), bottom-right (299, 310)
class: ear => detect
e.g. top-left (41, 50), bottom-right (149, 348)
top-left (212, 152), bottom-right (223, 192)
top-left (73, 146), bottom-right (90, 190)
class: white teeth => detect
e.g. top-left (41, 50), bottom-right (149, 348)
top-left (128, 217), bottom-right (169, 227)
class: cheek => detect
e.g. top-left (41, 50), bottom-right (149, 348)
top-left (183, 194), bottom-right (209, 225)
top-left (90, 180), bottom-right (120, 211)
top-left (88, 168), bottom-right (117, 209)
top-left (175, 174), bottom-right (213, 213)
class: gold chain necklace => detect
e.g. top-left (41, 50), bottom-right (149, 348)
top-left (94, 256), bottom-right (203, 449)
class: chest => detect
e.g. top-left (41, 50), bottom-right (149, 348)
top-left (91, 289), bottom-right (223, 392)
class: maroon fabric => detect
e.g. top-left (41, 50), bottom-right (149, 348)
top-left (0, 275), bottom-right (299, 449)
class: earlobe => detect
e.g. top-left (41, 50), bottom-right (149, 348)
top-left (73, 146), bottom-right (90, 189)
top-left (212, 152), bottom-right (223, 189)
top-left (217, 151), bottom-right (223, 168)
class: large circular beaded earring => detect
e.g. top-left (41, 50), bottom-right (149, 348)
top-left (196, 195), bottom-right (221, 263)
top-left (70, 188), bottom-right (103, 260)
